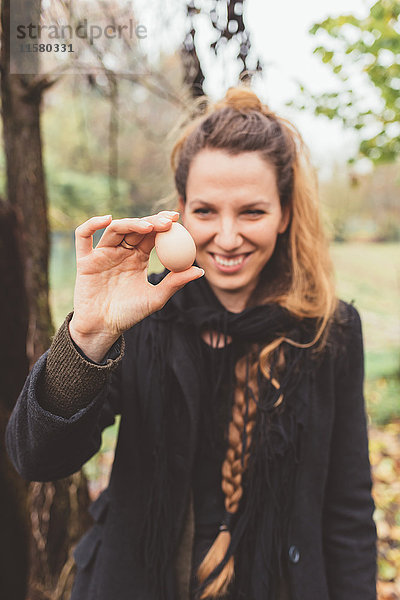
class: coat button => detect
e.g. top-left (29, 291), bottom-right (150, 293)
top-left (288, 545), bottom-right (300, 563)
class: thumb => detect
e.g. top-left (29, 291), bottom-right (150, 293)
top-left (150, 267), bottom-right (205, 310)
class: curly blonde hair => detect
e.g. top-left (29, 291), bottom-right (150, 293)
top-left (170, 86), bottom-right (338, 598)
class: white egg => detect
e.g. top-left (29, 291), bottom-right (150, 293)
top-left (155, 222), bottom-right (196, 272)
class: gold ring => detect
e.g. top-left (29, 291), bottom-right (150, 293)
top-left (120, 236), bottom-right (135, 249)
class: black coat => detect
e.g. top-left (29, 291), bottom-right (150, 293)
top-left (5, 284), bottom-right (377, 600)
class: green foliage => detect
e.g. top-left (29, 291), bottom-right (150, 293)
top-left (295, 0), bottom-right (400, 164)
top-left (366, 375), bottom-right (400, 425)
top-left (320, 162), bottom-right (400, 242)
top-left (46, 167), bottom-right (132, 229)
top-left (375, 216), bottom-right (400, 242)
top-left (366, 349), bottom-right (400, 381)
top-left (41, 61), bottom-right (184, 231)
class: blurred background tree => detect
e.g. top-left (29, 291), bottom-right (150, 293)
top-left (181, 0), bottom-right (262, 97)
top-left (293, 0), bottom-right (400, 165)
top-left (287, 0), bottom-right (400, 243)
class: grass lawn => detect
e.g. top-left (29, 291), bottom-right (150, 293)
top-left (330, 242), bottom-right (400, 425)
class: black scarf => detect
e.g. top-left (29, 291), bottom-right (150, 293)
top-left (139, 272), bottom-right (319, 600)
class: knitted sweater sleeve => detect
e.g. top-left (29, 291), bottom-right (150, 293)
top-left (322, 304), bottom-right (377, 599)
top-left (5, 314), bottom-right (125, 482)
top-left (40, 312), bottom-right (125, 418)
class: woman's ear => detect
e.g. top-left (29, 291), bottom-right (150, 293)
top-left (278, 205), bottom-right (290, 234)
top-left (178, 196), bottom-right (185, 220)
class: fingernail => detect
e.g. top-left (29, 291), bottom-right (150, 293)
top-left (160, 217), bottom-right (171, 224)
top-left (197, 268), bottom-right (205, 277)
top-left (167, 211), bottom-right (179, 215)
top-left (140, 220), bottom-right (153, 227)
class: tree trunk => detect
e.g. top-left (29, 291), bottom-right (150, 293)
top-left (1, 5), bottom-right (51, 362)
top-left (1, 2), bottom-right (92, 599)
top-left (0, 201), bottom-right (30, 600)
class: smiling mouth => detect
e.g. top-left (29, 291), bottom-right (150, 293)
top-left (210, 253), bottom-right (251, 271)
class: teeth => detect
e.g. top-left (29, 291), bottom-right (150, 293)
top-left (214, 255), bottom-right (245, 267)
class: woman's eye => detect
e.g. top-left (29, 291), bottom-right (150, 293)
top-left (193, 208), bottom-right (211, 215)
top-left (244, 209), bottom-right (265, 216)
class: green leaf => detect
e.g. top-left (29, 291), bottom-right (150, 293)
top-left (322, 50), bottom-right (334, 64)
top-left (371, 2), bottom-right (385, 21)
top-left (309, 24), bottom-right (320, 35)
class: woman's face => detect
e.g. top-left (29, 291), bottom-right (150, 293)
top-left (179, 149), bottom-right (290, 312)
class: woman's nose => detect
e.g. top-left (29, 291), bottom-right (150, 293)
top-left (214, 219), bottom-right (243, 251)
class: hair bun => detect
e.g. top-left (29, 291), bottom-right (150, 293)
top-left (218, 87), bottom-right (265, 112)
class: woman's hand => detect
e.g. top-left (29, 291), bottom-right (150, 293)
top-left (69, 212), bottom-right (203, 361)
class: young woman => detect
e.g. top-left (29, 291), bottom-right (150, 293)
top-left (6, 87), bottom-right (377, 600)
